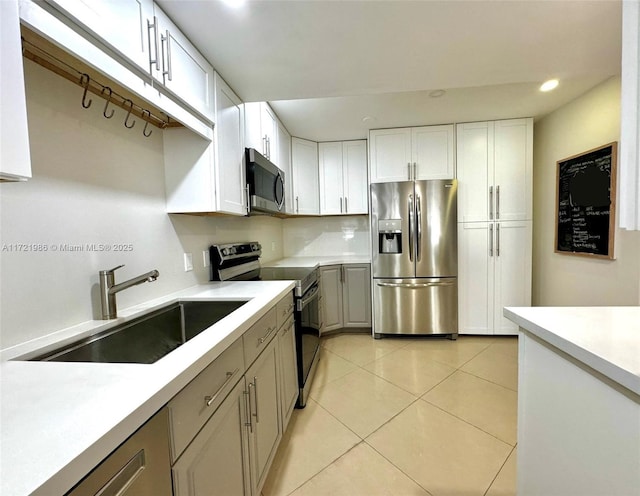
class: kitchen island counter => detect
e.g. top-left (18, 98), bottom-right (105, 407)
top-left (0, 281), bottom-right (294, 496)
top-left (504, 306), bottom-right (640, 495)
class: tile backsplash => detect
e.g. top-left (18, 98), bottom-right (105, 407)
top-left (282, 216), bottom-right (370, 257)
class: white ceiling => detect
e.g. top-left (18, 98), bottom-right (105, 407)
top-left (157, 0), bottom-right (622, 141)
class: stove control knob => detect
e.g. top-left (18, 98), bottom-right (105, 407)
top-left (221, 248), bottom-right (228, 256)
top-left (229, 247), bottom-right (237, 255)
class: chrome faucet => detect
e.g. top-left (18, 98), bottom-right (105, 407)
top-left (99, 265), bottom-right (159, 319)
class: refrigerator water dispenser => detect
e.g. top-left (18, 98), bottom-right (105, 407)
top-left (378, 219), bottom-right (402, 254)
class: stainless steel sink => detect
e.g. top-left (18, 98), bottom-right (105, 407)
top-left (32, 300), bottom-right (248, 364)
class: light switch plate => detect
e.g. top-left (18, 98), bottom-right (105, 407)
top-left (184, 252), bottom-right (193, 272)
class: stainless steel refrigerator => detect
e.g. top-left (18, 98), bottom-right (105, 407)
top-left (370, 179), bottom-right (458, 339)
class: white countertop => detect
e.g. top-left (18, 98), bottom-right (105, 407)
top-left (504, 306), bottom-right (640, 395)
top-left (0, 281), bottom-right (295, 496)
top-left (262, 255), bottom-right (371, 268)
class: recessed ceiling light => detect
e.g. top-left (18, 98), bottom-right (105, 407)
top-left (540, 79), bottom-right (559, 92)
top-left (429, 89), bottom-right (446, 98)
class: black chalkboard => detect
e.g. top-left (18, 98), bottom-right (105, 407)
top-left (555, 142), bottom-right (617, 259)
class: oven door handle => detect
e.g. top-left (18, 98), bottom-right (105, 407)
top-left (297, 284), bottom-right (319, 312)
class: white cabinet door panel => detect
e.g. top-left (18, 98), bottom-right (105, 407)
top-left (494, 119), bottom-right (533, 221)
top-left (369, 128), bottom-right (412, 182)
top-left (343, 140), bottom-right (368, 214)
top-left (154, 5), bottom-right (214, 122)
top-left (456, 121), bottom-right (493, 222)
top-left (494, 221), bottom-right (532, 335)
top-left (291, 137), bottom-right (319, 215)
top-left (458, 222), bottom-right (494, 335)
top-left (45, 0), bottom-right (153, 72)
top-left (1, 0), bottom-right (31, 181)
top-left (412, 125), bottom-right (455, 180)
top-left (318, 142), bottom-right (344, 215)
top-left (214, 73), bottom-right (246, 215)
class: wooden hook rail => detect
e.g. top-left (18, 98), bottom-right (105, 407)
top-left (21, 37), bottom-right (179, 132)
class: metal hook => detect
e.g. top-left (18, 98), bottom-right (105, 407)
top-left (101, 87), bottom-right (115, 119)
top-left (123, 99), bottom-right (136, 129)
top-left (142, 110), bottom-right (153, 137)
top-left (79, 73), bottom-right (92, 109)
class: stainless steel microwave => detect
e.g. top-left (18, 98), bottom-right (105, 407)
top-left (245, 148), bottom-right (285, 215)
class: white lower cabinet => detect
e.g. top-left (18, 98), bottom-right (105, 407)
top-left (172, 379), bottom-right (250, 496)
top-left (458, 221), bottom-right (532, 335)
top-left (320, 264), bottom-right (372, 333)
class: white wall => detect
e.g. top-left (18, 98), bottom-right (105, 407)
top-left (0, 61), bottom-right (283, 352)
top-left (282, 215), bottom-right (370, 257)
top-left (532, 76), bottom-right (640, 306)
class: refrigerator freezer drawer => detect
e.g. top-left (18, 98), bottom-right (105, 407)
top-left (373, 278), bottom-right (458, 336)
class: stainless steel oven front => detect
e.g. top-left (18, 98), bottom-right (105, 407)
top-left (295, 279), bottom-right (320, 408)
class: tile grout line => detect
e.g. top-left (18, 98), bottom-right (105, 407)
top-left (482, 444), bottom-right (517, 496)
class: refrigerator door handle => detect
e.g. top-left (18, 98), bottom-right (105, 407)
top-left (416, 194), bottom-right (422, 262)
top-left (376, 281), bottom-right (456, 288)
top-left (408, 194), bottom-right (414, 262)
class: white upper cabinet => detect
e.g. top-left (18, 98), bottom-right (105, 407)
top-left (213, 73), bottom-right (247, 215)
top-left (318, 140), bottom-right (368, 215)
top-left (44, 0), bottom-right (154, 73)
top-left (277, 120), bottom-right (293, 214)
top-left (245, 102), bottom-right (278, 162)
top-left (620, 0), bottom-right (640, 231)
top-left (291, 137), bottom-right (319, 215)
top-left (1, 0), bottom-right (32, 181)
top-left (456, 118), bottom-right (533, 223)
top-left (151, 4), bottom-right (214, 122)
top-left (164, 74), bottom-right (246, 215)
top-left (369, 125), bottom-right (454, 183)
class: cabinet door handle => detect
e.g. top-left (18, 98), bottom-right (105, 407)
top-left (344, 197), bottom-right (348, 213)
top-left (146, 16), bottom-right (160, 71)
top-left (413, 162), bottom-right (418, 180)
top-left (245, 386), bottom-right (253, 432)
top-left (267, 137), bottom-right (271, 159)
top-left (407, 162), bottom-right (412, 180)
top-left (296, 196), bottom-right (299, 213)
top-left (340, 197), bottom-right (343, 213)
top-left (96, 449), bottom-right (145, 496)
top-left (489, 224), bottom-right (494, 257)
top-left (204, 368), bottom-right (240, 407)
top-left (489, 186), bottom-right (494, 220)
top-left (258, 326), bottom-right (275, 345)
top-left (252, 376), bottom-right (259, 423)
top-left (496, 185), bottom-right (500, 220)
top-left (496, 223), bottom-right (501, 257)
top-left (160, 31), bottom-right (172, 82)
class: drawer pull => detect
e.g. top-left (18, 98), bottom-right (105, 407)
top-left (258, 326), bottom-right (275, 345)
top-left (204, 368), bottom-right (240, 407)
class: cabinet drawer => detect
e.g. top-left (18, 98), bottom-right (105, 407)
top-left (243, 307), bottom-right (277, 368)
top-left (276, 293), bottom-right (295, 330)
top-left (168, 338), bottom-right (244, 462)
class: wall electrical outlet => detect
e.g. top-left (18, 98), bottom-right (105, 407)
top-left (184, 252), bottom-right (193, 272)
top-left (203, 250), bottom-right (210, 267)
top-left (271, 241), bottom-right (276, 251)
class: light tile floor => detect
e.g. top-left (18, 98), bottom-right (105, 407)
top-left (263, 333), bottom-right (518, 496)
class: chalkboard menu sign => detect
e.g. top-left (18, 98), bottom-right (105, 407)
top-left (555, 142), bottom-right (617, 259)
